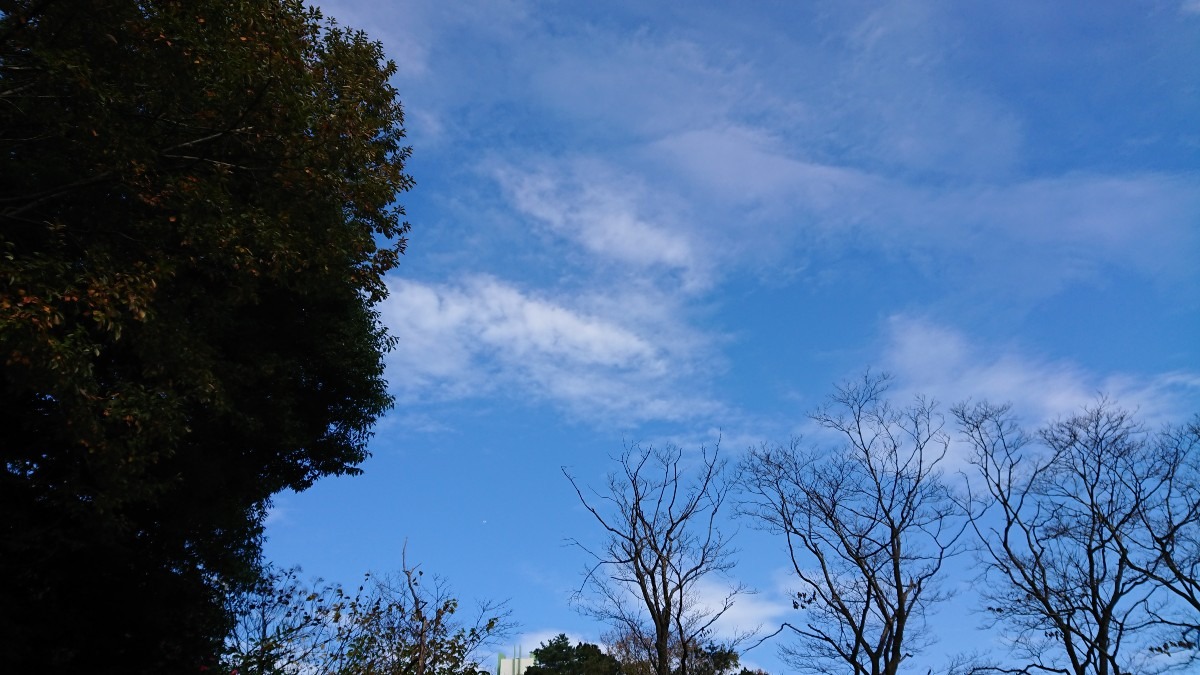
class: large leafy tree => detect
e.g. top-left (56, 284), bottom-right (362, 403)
top-left (0, 1), bottom-right (411, 672)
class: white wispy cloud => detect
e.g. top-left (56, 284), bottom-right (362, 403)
top-left (646, 122), bottom-right (1200, 296)
top-left (880, 315), bottom-right (1200, 426)
top-left (690, 578), bottom-right (789, 642)
top-left (647, 126), bottom-right (875, 210)
top-left (380, 276), bottom-right (722, 426)
top-left (351, 0), bottom-right (1198, 306)
top-left (494, 161), bottom-right (703, 288)
top-left (834, 1), bottom-right (1025, 178)
top-left (919, 173), bottom-right (1200, 289)
top-left (504, 629), bottom-right (586, 657)
top-left (344, 0), bottom-right (1199, 430)
top-left (529, 29), bottom-right (755, 139)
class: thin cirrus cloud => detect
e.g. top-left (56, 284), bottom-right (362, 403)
top-left (528, 28), bottom-right (755, 140)
top-left (354, 0), bottom-right (1197, 302)
top-left (880, 315), bottom-right (1200, 428)
top-left (691, 578), bottom-right (790, 643)
top-left (647, 126), bottom-right (874, 210)
top-left (379, 276), bottom-right (722, 426)
top-left (337, 0), bottom-right (1198, 428)
top-left (493, 162), bottom-right (701, 288)
top-left (642, 124), bottom-right (1200, 294)
top-left (490, 139), bottom-right (1200, 312)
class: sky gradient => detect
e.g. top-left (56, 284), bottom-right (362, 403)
top-left (265, 2), bottom-right (1200, 671)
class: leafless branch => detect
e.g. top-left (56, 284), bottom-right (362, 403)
top-left (954, 399), bottom-right (1193, 675)
top-left (565, 442), bottom-right (747, 675)
top-left (739, 372), bottom-right (965, 675)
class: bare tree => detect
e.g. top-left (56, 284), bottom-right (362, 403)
top-left (739, 373), bottom-right (964, 675)
top-left (1124, 417), bottom-right (1200, 660)
top-left (223, 549), bottom-right (512, 675)
top-left (565, 443), bottom-right (748, 675)
top-left (954, 399), bottom-right (1184, 675)
top-left (323, 549), bottom-right (513, 675)
top-left (224, 565), bottom-right (332, 675)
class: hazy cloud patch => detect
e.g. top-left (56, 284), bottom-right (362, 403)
top-left (881, 315), bottom-right (1200, 426)
top-left (649, 136), bottom-right (1200, 297)
top-left (495, 162), bottom-right (705, 289)
top-left (530, 30), bottom-right (754, 139)
top-left (380, 276), bottom-right (722, 426)
top-left (648, 126), bottom-right (876, 209)
top-left (690, 578), bottom-right (788, 642)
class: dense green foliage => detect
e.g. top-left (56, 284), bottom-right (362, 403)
top-left (0, 0), bottom-right (411, 671)
top-left (528, 634), bottom-right (622, 675)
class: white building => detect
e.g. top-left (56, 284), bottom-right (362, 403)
top-left (496, 652), bottom-right (536, 675)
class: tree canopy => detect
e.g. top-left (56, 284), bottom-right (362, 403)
top-left (528, 634), bottom-right (622, 675)
top-left (0, 1), bottom-right (412, 671)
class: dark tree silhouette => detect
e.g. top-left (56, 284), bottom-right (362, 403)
top-left (1, 1), bottom-right (411, 670)
top-left (526, 634), bottom-right (621, 675)
top-left (740, 374), bottom-right (964, 675)
top-left (566, 443), bottom-right (748, 675)
top-left (954, 400), bottom-right (1199, 675)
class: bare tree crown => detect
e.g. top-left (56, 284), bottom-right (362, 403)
top-left (739, 373), bottom-right (965, 675)
top-left (565, 443), bottom-right (748, 675)
top-left (955, 399), bottom-right (1200, 675)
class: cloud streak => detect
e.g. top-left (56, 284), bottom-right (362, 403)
top-left (881, 315), bottom-right (1200, 426)
top-left (646, 123), bottom-right (1200, 291)
top-left (380, 276), bottom-right (723, 426)
top-left (495, 162), bottom-right (702, 287)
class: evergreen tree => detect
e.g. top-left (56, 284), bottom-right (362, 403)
top-left (528, 634), bottom-right (622, 675)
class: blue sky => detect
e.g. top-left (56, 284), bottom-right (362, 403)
top-left (265, 1), bottom-right (1200, 671)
